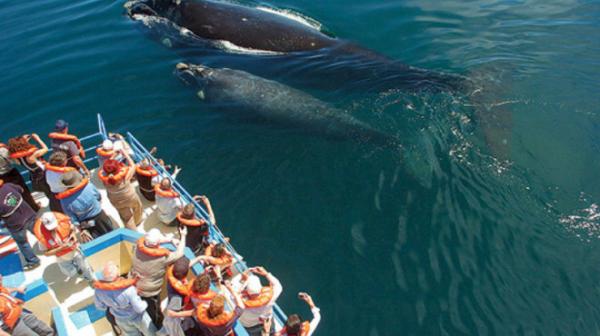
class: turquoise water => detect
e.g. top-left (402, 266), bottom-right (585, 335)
top-left (2, 0), bottom-right (600, 334)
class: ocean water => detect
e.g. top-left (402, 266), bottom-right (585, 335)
top-left (1, 0), bottom-right (600, 335)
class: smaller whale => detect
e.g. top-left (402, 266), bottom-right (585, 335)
top-left (174, 63), bottom-right (399, 147)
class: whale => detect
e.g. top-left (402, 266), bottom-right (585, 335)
top-left (174, 62), bottom-right (399, 147)
top-left (126, 0), bottom-right (465, 93)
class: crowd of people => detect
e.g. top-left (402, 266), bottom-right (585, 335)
top-left (0, 120), bottom-right (321, 336)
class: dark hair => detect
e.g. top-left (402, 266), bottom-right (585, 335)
top-left (172, 257), bottom-right (190, 280)
top-left (7, 136), bottom-right (34, 155)
top-left (192, 273), bottom-right (211, 294)
top-left (182, 204), bottom-right (195, 219)
top-left (212, 243), bottom-right (226, 258)
top-left (285, 314), bottom-right (302, 335)
top-left (49, 151), bottom-right (67, 166)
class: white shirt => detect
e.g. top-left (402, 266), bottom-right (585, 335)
top-left (46, 170), bottom-right (68, 193)
top-left (231, 273), bottom-right (283, 328)
top-left (156, 195), bottom-right (183, 224)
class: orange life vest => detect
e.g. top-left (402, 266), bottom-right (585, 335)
top-left (94, 277), bottom-right (137, 291)
top-left (44, 163), bottom-right (76, 174)
top-left (33, 212), bottom-right (76, 257)
top-left (0, 293), bottom-right (23, 330)
top-left (48, 132), bottom-right (82, 150)
top-left (243, 285), bottom-right (274, 309)
top-left (187, 284), bottom-right (217, 307)
top-left (9, 146), bottom-right (37, 160)
top-left (136, 238), bottom-right (170, 257)
top-left (196, 305), bottom-right (235, 328)
top-left (56, 178), bottom-right (89, 200)
top-left (279, 321), bottom-right (311, 336)
top-left (0, 286), bottom-right (10, 296)
top-left (204, 245), bottom-right (233, 266)
top-left (154, 184), bottom-right (179, 198)
top-left (0, 180), bottom-right (3, 187)
top-left (98, 166), bottom-right (129, 186)
top-left (166, 265), bottom-right (191, 297)
top-left (176, 213), bottom-right (207, 227)
top-left (96, 147), bottom-right (114, 159)
top-left (135, 165), bottom-right (158, 177)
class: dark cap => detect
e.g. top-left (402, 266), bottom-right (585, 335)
top-left (55, 119), bottom-right (69, 131)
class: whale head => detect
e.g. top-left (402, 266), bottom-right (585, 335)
top-left (126, 0), bottom-right (179, 18)
top-left (174, 63), bottom-right (213, 87)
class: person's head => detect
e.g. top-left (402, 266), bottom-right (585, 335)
top-left (285, 314), bottom-right (302, 335)
top-left (244, 275), bottom-right (262, 298)
top-left (102, 261), bottom-right (119, 282)
top-left (102, 139), bottom-right (114, 151)
top-left (49, 151), bottom-right (67, 167)
top-left (103, 159), bottom-right (124, 185)
top-left (172, 257), bottom-right (190, 280)
top-left (212, 243), bottom-right (227, 258)
top-left (139, 158), bottom-right (150, 169)
top-left (41, 212), bottom-right (58, 231)
top-left (182, 204), bottom-right (195, 219)
top-left (60, 171), bottom-right (83, 189)
top-left (7, 136), bottom-right (34, 155)
top-left (208, 295), bottom-right (225, 318)
top-left (144, 228), bottom-right (162, 247)
top-left (55, 119), bottom-right (69, 133)
top-left (160, 178), bottom-right (172, 191)
top-left (192, 273), bottom-right (211, 294)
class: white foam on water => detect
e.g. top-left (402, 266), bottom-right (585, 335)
top-left (255, 6), bottom-right (323, 31)
top-left (560, 202), bottom-right (600, 241)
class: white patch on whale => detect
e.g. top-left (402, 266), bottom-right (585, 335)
top-left (255, 6), bottom-right (323, 32)
top-left (197, 90), bottom-right (205, 100)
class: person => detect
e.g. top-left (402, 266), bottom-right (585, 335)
top-left (0, 143), bottom-right (39, 212)
top-left (0, 276), bottom-right (55, 336)
top-left (98, 150), bottom-right (142, 229)
top-left (130, 227), bottom-right (188, 329)
top-left (7, 134), bottom-right (52, 203)
top-left (274, 293), bottom-right (320, 336)
top-left (188, 272), bottom-right (218, 308)
top-left (59, 171), bottom-right (114, 241)
top-left (45, 151), bottom-right (75, 212)
top-left (96, 139), bottom-right (115, 168)
top-left (176, 195), bottom-right (215, 254)
top-left (0, 180), bottom-right (40, 270)
top-left (155, 178), bottom-right (183, 226)
top-left (48, 119), bottom-right (90, 176)
top-left (94, 262), bottom-right (157, 336)
top-left (232, 267), bottom-right (283, 336)
top-left (161, 257), bottom-right (197, 336)
top-left (33, 212), bottom-right (95, 283)
top-left (198, 243), bottom-right (234, 279)
top-left (135, 159), bottom-right (160, 202)
top-left (170, 282), bottom-right (245, 336)
top-left (97, 133), bottom-right (132, 167)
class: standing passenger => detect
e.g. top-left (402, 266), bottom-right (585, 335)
top-left (155, 178), bottom-right (183, 226)
top-left (275, 293), bottom-right (320, 336)
top-left (176, 195), bottom-right (215, 254)
top-left (45, 151), bottom-right (74, 212)
top-left (131, 228), bottom-right (188, 329)
top-left (135, 159), bottom-right (160, 202)
top-left (7, 134), bottom-right (52, 204)
top-left (0, 280), bottom-right (55, 336)
top-left (48, 119), bottom-right (90, 176)
top-left (0, 143), bottom-right (39, 212)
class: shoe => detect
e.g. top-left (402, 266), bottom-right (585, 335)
top-left (23, 262), bottom-right (41, 271)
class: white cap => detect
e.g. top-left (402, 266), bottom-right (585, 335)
top-left (41, 212), bottom-right (58, 230)
top-left (245, 275), bottom-right (262, 296)
top-left (102, 139), bottom-right (114, 151)
top-left (145, 229), bottom-right (162, 247)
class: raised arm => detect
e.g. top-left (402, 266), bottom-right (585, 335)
top-left (225, 282), bottom-right (245, 309)
top-left (194, 195), bottom-right (216, 225)
top-left (30, 133), bottom-right (48, 160)
top-left (121, 149), bottom-right (136, 180)
top-left (299, 293), bottom-right (321, 336)
top-left (166, 226), bottom-right (188, 263)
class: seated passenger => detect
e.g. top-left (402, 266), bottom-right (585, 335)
top-left (131, 227), bottom-right (188, 329)
top-left (233, 266), bottom-right (283, 336)
top-left (155, 178), bottom-right (183, 226)
top-left (0, 276), bottom-right (55, 336)
top-left (171, 282), bottom-right (245, 336)
top-left (0, 142), bottom-right (39, 212)
top-left (48, 119), bottom-right (90, 177)
top-left (275, 293), bottom-right (320, 336)
top-left (7, 134), bottom-right (52, 204)
top-left (33, 212), bottom-right (95, 284)
top-left (176, 195), bottom-right (216, 254)
top-left (94, 262), bottom-right (157, 336)
top-left (98, 152), bottom-right (142, 229)
top-left (0, 179), bottom-right (40, 270)
top-left (45, 151), bottom-right (74, 212)
top-left (59, 171), bottom-right (114, 241)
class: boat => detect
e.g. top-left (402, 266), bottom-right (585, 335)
top-left (0, 114), bottom-right (287, 335)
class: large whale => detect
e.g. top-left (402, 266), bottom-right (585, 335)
top-left (126, 0), bottom-right (465, 92)
top-left (174, 62), bottom-right (399, 147)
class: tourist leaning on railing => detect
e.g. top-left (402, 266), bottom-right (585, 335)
top-left (275, 293), bottom-right (321, 336)
top-left (131, 227), bottom-right (188, 330)
top-left (155, 177), bottom-right (184, 226)
top-left (0, 180), bottom-right (40, 270)
top-left (176, 195), bottom-right (215, 254)
top-left (58, 171), bottom-right (115, 241)
top-left (0, 143), bottom-right (39, 212)
top-left (48, 119), bottom-right (90, 177)
top-left (7, 134), bottom-right (53, 203)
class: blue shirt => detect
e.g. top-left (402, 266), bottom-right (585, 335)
top-left (60, 183), bottom-right (102, 224)
top-left (95, 284), bottom-right (148, 320)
